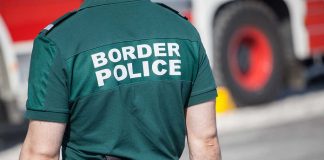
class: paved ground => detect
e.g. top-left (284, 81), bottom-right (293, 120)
top-left (179, 114), bottom-right (324, 160)
top-left (1, 81), bottom-right (324, 160)
top-left (180, 86), bottom-right (324, 160)
top-left (219, 115), bottom-right (324, 160)
top-left (0, 122), bottom-right (27, 160)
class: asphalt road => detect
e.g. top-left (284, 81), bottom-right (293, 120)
top-left (179, 87), bottom-right (324, 160)
top-left (178, 114), bottom-right (324, 160)
top-left (219, 115), bottom-right (324, 160)
top-left (0, 122), bottom-right (27, 153)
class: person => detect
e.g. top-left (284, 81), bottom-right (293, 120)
top-left (19, 0), bottom-right (221, 159)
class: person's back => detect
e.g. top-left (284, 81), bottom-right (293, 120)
top-left (20, 0), bottom-right (220, 160)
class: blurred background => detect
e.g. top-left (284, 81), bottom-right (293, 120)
top-left (0, 0), bottom-right (324, 159)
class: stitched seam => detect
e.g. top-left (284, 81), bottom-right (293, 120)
top-left (26, 107), bottom-right (69, 114)
top-left (40, 36), bottom-right (72, 111)
top-left (48, 35), bottom-right (71, 100)
top-left (191, 88), bottom-right (216, 97)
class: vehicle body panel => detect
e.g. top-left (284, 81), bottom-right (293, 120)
top-left (192, 0), bottom-right (324, 64)
top-left (305, 0), bottom-right (324, 54)
top-left (0, 0), bottom-right (82, 43)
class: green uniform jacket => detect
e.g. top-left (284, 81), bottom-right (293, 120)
top-left (25, 0), bottom-right (217, 159)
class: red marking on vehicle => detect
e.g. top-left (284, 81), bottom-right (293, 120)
top-left (0, 0), bottom-right (82, 42)
top-left (305, 0), bottom-right (324, 54)
top-left (183, 11), bottom-right (192, 22)
top-left (228, 26), bottom-right (273, 91)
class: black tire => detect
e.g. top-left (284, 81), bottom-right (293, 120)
top-left (213, 1), bottom-right (284, 106)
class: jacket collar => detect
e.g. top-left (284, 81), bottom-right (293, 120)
top-left (80, 0), bottom-right (147, 9)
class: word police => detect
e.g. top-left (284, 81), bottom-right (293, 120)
top-left (91, 43), bottom-right (182, 87)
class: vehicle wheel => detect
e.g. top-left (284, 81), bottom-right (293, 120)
top-left (213, 1), bottom-right (284, 105)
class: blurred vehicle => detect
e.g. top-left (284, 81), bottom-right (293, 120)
top-left (152, 0), bottom-right (192, 21)
top-left (193, 0), bottom-right (324, 105)
top-left (0, 0), bottom-right (82, 124)
top-left (0, 0), bottom-right (191, 124)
